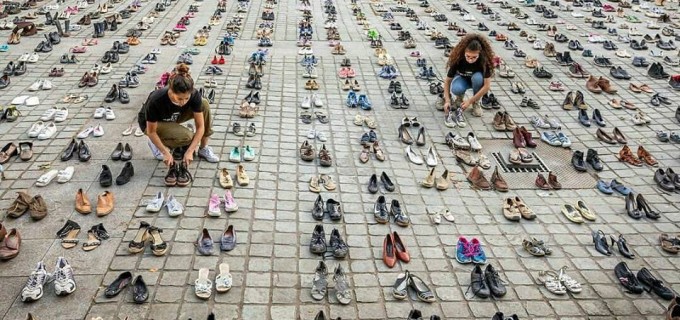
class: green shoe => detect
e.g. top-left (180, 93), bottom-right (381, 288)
top-left (184, 48), bottom-right (200, 55)
top-left (5, 106), bottom-right (21, 122)
top-left (243, 146), bottom-right (256, 161)
top-left (229, 147), bottom-right (241, 163)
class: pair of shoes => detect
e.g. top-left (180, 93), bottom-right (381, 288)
top-left (56, 220), bottom-right (109, 251)
top-left (310, 224), bottom-right (349, 258)
top-left (502, 196), bottom-right (536, 220)
top-left (383, 231), bottom-right (409, 267)
top-left (310, 261), bottom-right (352, 304)
top-left (144, 191), bottom-right (184, 216)
top-left (312, 194), bottom-right (343, 221)
top-left (75, 188), bottom-right (114, 217)
top-left (467, 264), bottom-right (506, 298)
top-left (104, 271), bottom-right (148, 303)
top-left (194, 264), bottom-right (233, 299)
top-left (393, 272), bottom-right (436, 303)
top-left (522, 238), bottom-right (552, 256)
top-left (560, 201), bottom-right (596, 223)
top-left (374, 196), bottom-right (409, 226)
top-left (537, 266), bottom-right (582, 295)
top-left (421, 167), bottom-right (450, 190)
top-left (308, 174), bottom-right (336, 192)
top-left (618, 145), bottom-right (656, 166)
top-left (455, 236), bottom-right (486, 264)
top-left (625, 192), bottom-right (660, 219)
top-left (196, 225), bottom-right (236, 254)
top-left (20, 258), bottom-right (76, 301)
top-left (164, 161), bottom-right (193, 187)
top-left (110, 142), bottom-right (132, 160)
top-left (127, 221), bottom-right (168, 256)
top-left (591, 230), bottom-right (634, 257)
top-left (100, 162), bottom-right (134, 186)
top-left (571, 149), bottom-right (603, 172)
top-left (467, 166), bottom-right (507, 191)
top-left (535, 171), bottom-right (561, 190)
top-left (367, 172), bottom-right (395, 193)
top-left (615, 262), bottom-right (674, 299)
top-left (207, 191), bottom-right (238, 216)
top-left (5, 191), bottom-right (48, 221)
top-left (654, 168), bottom-right (680, 191)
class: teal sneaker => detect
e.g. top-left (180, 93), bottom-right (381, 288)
top-left (243, 145), bottom-right (256, 161)
top-left (470, 238), bottom-right (487, 264)
top-left (229, 147), bottom-right (241, 163)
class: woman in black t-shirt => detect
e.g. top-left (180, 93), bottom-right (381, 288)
top-left (138, 64), bottom-right (220, 166)
top-left (442, 34), bottom-right (495, 118)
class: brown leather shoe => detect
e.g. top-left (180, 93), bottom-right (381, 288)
top-left (359, 145), bottom-right (370, 163)
top-left (512, 127), bottom-right (525, 148)
top-left (75, 188), bottom-right (92, 214)
top-left (618, 145), bottom-right (642, 166)
top-left (504, 112), bottom-right (517, 131)
top-left (548, 171), bottom-right (562, 189)
top-left (596, 128), bottom-right (615, 144)
top-left (435, 169), bottom-right (450, 190)
top-left (668, 304), bottom-right (680, 320)
top-left (28, 195), bottom-right (47, 220)
top-left (392, 231), bottom-right (410, 262)
top-left (597, 76), bottom-right (617, 94)
top-left (490, 167), bottom-right (508, 192)
top-left (383, 233), bottom-right (397, 268)
top-left (7, 191), bottom-right (32, 218)
top-left (637, 146), bottom-right (658, 166)
top-left (519, 126), bottom-right (537, 148)
top-left (78, 72), bottom-right (90, 87)
top-left (586, 75), bottom-right (602, 93)
top-left (492, 112), bottom-right (506, 131)
top-left (96, 191), bottom-right (114, 217)
top-left (372, 141), bottom-right (385, 161)
top-left (0, 223), bottom-right (6, 240)
top-left (536, 173), bottom-right (550, 190)
top-left (467, 165), bottom-right (491, 190)
top-left (0, 228), bottom-right (20, 260)
top-left (613, 127), bottom-right (627, 144)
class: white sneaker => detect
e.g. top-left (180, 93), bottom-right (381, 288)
top-left (28, 121), bottom-right (46, 138)
top-left (444, 111), bottom-right (456, 128)
top-left (148, 139), bottom-right (164, 160)
top-left (105, 107), bottom-right (116, 120)
top-left (467, 132), bottom-right (482, 151)
top-left (311, 93), bottom-right (323, 107)
top-left (166, 194), bottom-right (184, 217)
top-left (40, 107), bottom-right (58, 121)
top-left (29, 80), bottom-right (43, 91)
top-left (53, 257), bottom-right (76, 296)
top-left (18, 53), bottom-right (29, 62)
top-left (21, 261), bottom-right (52, 302)
top-left (42, 79), bottom-right (53, 90)
top-left (77, 126), bottom-right (94, 139)
top-left (28, 53), bottom-right (39, 63)
top-left (37, 122), bottom-right (57, 140)
top-left (93, 123), bottom-right (104, 137)
top-left (146, 191), bottom-right (164, 212)
top-left (93, 107), bottom-right (106, 118)
top-left (100, 63), bottom-right (112, 74)
top-left (316, 131), bottom-right (327, 142)
top-left (301, 96), bottom-right (311, 109)
top-left (198, 146), bottom-right (220, 162)
top-left (54, 107), bottom-right (68, 122)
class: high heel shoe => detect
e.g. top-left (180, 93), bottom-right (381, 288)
top-left (398, 124), bottom-right (413, 144)
top-left (128, 221), bottom-right (150, 253)
top-left (625, 192), bottom-right (643, 219)
top-left (592, 230), bottom-right (611, 255)
top-left (635, 193), bottom-right (660, 219)
top-left (416, 127), bottom-right (426, 146)
top-left (610, 234), bottom-right (635, 259)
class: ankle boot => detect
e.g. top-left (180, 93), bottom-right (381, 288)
top-left (62, 20), bottom-right (71, 37)
top-left (490, 167), bottom-right (508, 191)
top-left (45, 12), bottom-right (53, 25)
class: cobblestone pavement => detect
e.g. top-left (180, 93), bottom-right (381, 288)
top-left (0, 0), bottom-right (679, 317)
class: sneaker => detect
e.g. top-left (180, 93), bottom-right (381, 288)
top-left (445, 110), bottom-right (456, 128)
top-left (469, 238), bottom-right (487, 264)
top-left (53, 257), bottom-right (76, 296)
top-left (21, 261), bottom-right (52, 302)
top-left (224, 190), bottom-right (238, 212)
top-left (455, 236), bottom-right (473, 263)
top-left (208, 193), bottom-right (221, 217)
top-left (147, 139), bottom-right (164, 161)
top-left (471, 102), bottom-right (483, 117)
top-left (198, 146), bottom-right (220, 162)
top-left (454, 108), bottom-right (467, 127)
top-left (165, 194), bottom-right (184, 217)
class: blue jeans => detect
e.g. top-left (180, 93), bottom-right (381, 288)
top-left (450, 72), bottom-right (484, 98)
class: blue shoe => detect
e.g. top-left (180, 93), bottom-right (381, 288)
top-left (358, 95), bottom-right (371, 110)
top-left (455, 237), bottom-right (473, 264)
top-left (596, 179), bottom-right (614, 194)
top-left (0, 44), bottom-right (8, 52)
top-left (610, 179), bottom-right (632, 195)
top-left (229, 146), bottom-right (241, 163)
top-left (470, 238), bottom-right (487, 264)
top-left (556, 132), bottom-right (572, 147)
top-left (346, 91), bottom-right (358, 107)
top-left (541, 131), bottom-right (562, 146)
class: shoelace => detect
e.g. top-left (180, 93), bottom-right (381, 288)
top-left (55, 266), bottom-right (73, 283)
top-left (25, 271), bottom-right (48, 290)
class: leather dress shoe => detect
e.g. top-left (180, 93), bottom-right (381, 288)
top-left (655, 168), bottom-right (676, 191)
top-left (78, 140), bottom-right (91, 161)
top-left (596, 128), bottom-right (615, 144)
top-left (592, 230), bottom-right (612, 255)
top-left (121, 143), bottom-right (133, 161)
top-left (383, 233), bottom-right (397, 268)
top-left (578, 109), bottom-right (591, 126)
top-left (592, 109), bottom-right (606, 126)
top-left (380, 172), bottom-right (395, 191)
top-left (61, 138), bottom-right (78, 161)
top-left (115, 161), bottom-right (134, 185)
top-left (637, 267), bottom-right (675, 300)
top-left (105, 271), bottom-right (133, 297)
top-left (99, 165), bottom-right (113, 187)
top-left (368, 173), bottom-right (378, 193)
top-left (610, 66), bottom-right (631, 79)
top-left (132, 275), bottom-right (149, 303)
top-left (586, 149), bottom-right (603, 171)
top-left (572, 150), bottom-right (587, 172)
top-left (111, 142), bottom-right (124, 160)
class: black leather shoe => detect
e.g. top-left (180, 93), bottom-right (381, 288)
top-left (626, 193), bottom-right (643, 219)
top-left (326, 198), bottom-right (342, 221)
top-left (407, 310), bottom-right (423, 320)
top-left (469, 265), bottom-right (491, 298)
top-left (132, 275), bottom-right (148, 303)
top-left (636, 193), bottom-right (660, 219)
top-left (380, 172), bottom-right (395, 192)
top-left (312, 194), bottom-right (324, 220)
top-left (104, 84), bottom-right (118, 103)
top-left (314, 311), bottom-right (327, 320)
top-left (637, 267), bottom-right (674, 300)
top-left (121, 143), bottom-right (133, 161)
top-left (368, 173), bottom-right (378, 194)
top-left (654, 168), bottom-right (676, 191)
top-left (592, 109), bottom-right (606, 127)
top-left (484, 264), bottom-right (507, 297)
top-left (105, 271), bottom-right (132, 298)
top-left (592, 230), bottom-right (612, 255)
top-left (61, 138), bottom-right (78, 161)
top-left (615, 262), bottom-right (644, 294)
top-left (100, 165), bottom-right (112, 187)
top-left (111, 142), bottom-right (123, 160)
top-left (571, 150), bottom-right (587, 172)
top-left (115, 161), bottom-right (134, 185)
top-left (586, 149), bottom-right (603, 171)
top-left (310, 224), bottom-right (326, 254)
top-left (578, 109), bottom-right (591, 127)
top-left (78, 140), bottom-right (91, 162)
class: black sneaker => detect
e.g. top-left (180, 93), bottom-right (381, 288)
top-left (164, 163), bottom-right (179, 186)
top-left (176, 161), bottom-right (193, 187)
top-left (484, 264), bottom-right (507, 297)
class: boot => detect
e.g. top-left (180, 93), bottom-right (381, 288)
top-left (62, 20), bottom-right (71, 37)
top-left (110, 19), bottom-right (117, 31)
top-left (466, 165), bottom-right (491, 190)
top-left (54, 18), bottom-right (65, 37)
top-left (490, 167), bottom-right (508, 191)
top-left (92, 22), bottom-right (100, 37)
top-left (45, 12), bottom-right (53, 25)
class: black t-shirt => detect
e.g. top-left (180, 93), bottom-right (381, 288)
top-left (138, 88), bottom-right (202, 131)
top-left (447, 58), bottom-right (492, 78)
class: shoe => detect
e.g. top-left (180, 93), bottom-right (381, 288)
top-left (311, 261), bottom-right (328, 301)
top-left (105, 271), bottom-right (132, 298)
top-left (383, 233), bottom-right (397, 267)
top-left (329, 228), bottom-right (348, 259)
top-left (469, 265), bottom-right (490, 298)
top-left (485, 264), bottom-right (507, 297)
top-left (21, 262), bottom-right (51, 302)
top-left (592, 230), bottom-right (611, 254)
top-left (220, 225), bottom-right (236, 251)
top-left (115, 161), bottom-right (134, 185)
top-left (467, 166), bottom-right (491, 190)
top-left (53, 257), bottom-right (76, 296)
top-left (586, 149), bottom-right (603, 171)
top-left (374, 196), bottom-right (389, 223)
top-left (99, 165), bottom-right (112, 187)
top-left (310, 224), bottom-right (326, 254)
top-left (615, 262), bottom-right (644, 294)
top-left (637, 268), bottom-right (674, 300)
top-left (132, 275), bottom-right (149, 303)
top-left (96, 191), bottom-right (114, 217)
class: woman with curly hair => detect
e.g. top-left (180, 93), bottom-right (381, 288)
top-left (443, 33), bottom-right (495, 120)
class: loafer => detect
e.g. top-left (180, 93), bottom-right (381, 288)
top-left (610, 179), bottom-right (632, 195)
top-left (596, 179), bottom-right (614, 194)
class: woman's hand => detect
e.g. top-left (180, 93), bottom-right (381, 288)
top-left (461, 99), bottom-right (472, 110)
top-left (163, 152), bottom-right (174, 167)
top-left (183, 151), bottom-right (194, 166)
top-left (443, 100), bottom-right (451, 115)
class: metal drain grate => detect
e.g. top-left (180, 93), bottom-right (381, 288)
top-left (492, 152), bottom-right (551, 173)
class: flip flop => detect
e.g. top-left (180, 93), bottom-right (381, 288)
top-left (82, 229), bottom-right (101, 251)
top-left (314, 111), bottom-right (329, 124)
top-left (0, 44), bottom-right (9, 52)
top-left (194, 268), bottom-right (213, 299)
top-left (215, 263), bottom-right (232, 293)
top-left (300, 112), bottom-right (312, 124)
top-left (36, 169), bottom-right (59, 187)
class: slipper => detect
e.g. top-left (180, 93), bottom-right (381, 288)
top-left (57, 166), bottom-right (75, 183)
top-left (134, 127), bottom-right (144, 137)
top-left (0, 44), bottom-right (9, 52)
top-left (575, 200), bottom-right (596, 221)
top-left (300, 112), bottom-right (312, 124)
top-left (215, 263), bottom-right (232, 293)
top-left (61, 227), bottom-right (80, 249)
top-left (82, 229), bottom-right (101, 251)
top-left (561, 204), bottom-right (584, 223)
top-left (194, 268), bottom-right (213, 299)
top-left (314, 111), bottom-right (329, 124)
top-left (25, 96), bottom-right (40, 106)
top-left (122, 125), bottom-right (134, 136)
top-left (72, 95), bottom-right (88, 103)
top-left (36, 169), bottom-right (59, 187)
top-left (11, 95), bottom-right (29, 105)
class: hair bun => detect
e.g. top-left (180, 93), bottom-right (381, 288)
top-left (175, 63), bottom-right (190, 76)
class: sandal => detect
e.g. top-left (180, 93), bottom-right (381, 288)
top-left (128, 221), bottom-right (150, 254)
top-left (523, 239), bottom-right (545, 256)
top-left (392, 271), bottom-right (409, 299)
top-left (531, 238), bottom-right (552, 255)
top-left (537, 270), bottom-right (566, 295)
top-left (195, 268), bottom-right (213, 299)
top-left (319, 174), bottom-right (336, 190)
top-left (364, 116), bottom-right (377, 129)
top-left (408, 274), bottom-right (436, 302)
top-left (315, 111), bottom-right (329, 124)
top-left (215, 263), bottom-right (232, 292)
top-left (60, 222), bottom-right (81, 249)
top-left (300, 112), bottom-right (312, 124)
top-left (82, 228), bottom-right (101, 251)
top-left (558, 267), bottom-right (582, 293)
top-left (659, 233), bottom-right (680, 253)
top-left (148, 226), bottom-right (167, 256)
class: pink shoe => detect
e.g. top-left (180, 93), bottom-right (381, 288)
top-left (186, 12), bottom-right (196, 18)
top-left (328, 40), bottom-right (338, 46)
top-left (549, 81), bottom-right (565, 91)
top-left (410, 51), bottom-right (421, 57)
top-left (338, 67), bottom-right (348, 78)
top-left (174, 23), bottom-right (187, 31)
top-left (347, 68), bottom-right (356, 78)
top-left (224, 190), bottom-right (238, 212)
top-left (208, 194), bottom-right (221, 216)
top-left (70, 46), bottom-right (87, 53)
